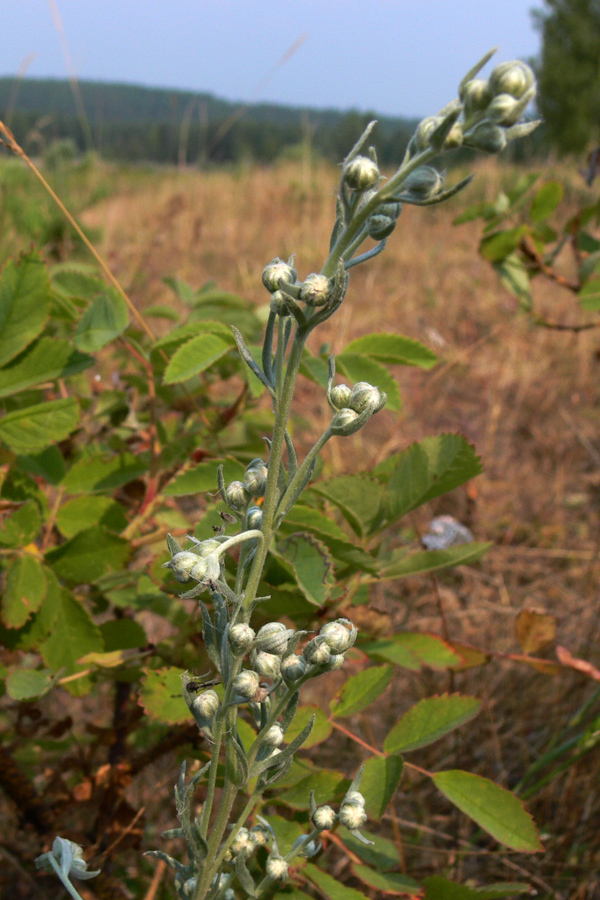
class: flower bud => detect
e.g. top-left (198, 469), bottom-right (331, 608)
top-left (460, 78), bottom-right (492, 116)
top-left (303, 636), bottom-right (331, 667)
top-left (225, 480), bottom-right (251, 511)
top-left (269, 289), bottom-right (289, 316)
top-left (228, 623), bottom-right (255, 656)
top-left (262, 258), bottom-right (297, 293)
top-left (444, 121), bottom-right (463, 149)
top-left (324, 653), bottom-right (345, 671)
top-left (402, 166), bottom-right (444, 200)
top-left (281, 654), bottom-right (307, 684)
top-left (465, 120), bottom-right (507, 154)
top-left (312, 805), bottom-right (336, 830)
top-left (232, 669), bottom-right (260, 700)
top-left (367, 214), bottom-right (396, 240)
top-left (320, 618), bottom-right (358, 653)
top-left (244, 460), bottom-right (268, 497)
top-left (230, 828), bottom-right (252, 856)
top-left (488, 61), bottom-right (535, 100)
top-left (190, 689), bottom-right (220, 719)
top-left (263, 724), bottom-right (285, 747)
top-left (344, 791), bottom-right (366, 807)
top-left (486, 93), bottom-right (522, 126)
top-left (255, 622), bottom-right (294, 656)
top-left (339, 801), bottom-right (368, 830)
top-left (163, 551), bottom-right (207, 584)
top-left (348, 382), bottom-right (383, 414)
top-left (343, 156), bottom-right (380, 191)
top-left (330, 407), bottom-right (360, 435)
top-left (247, 506), bottom-right (263, 529)
top-left (250, 825), bottom-right (270, 847)
top-left (266, 857), bottom-right (289, 881)
top-left (251, 649), bottom-right (281, 680)
top-left (298, 273), bottom-right (331, 307)
top-left (195, 538), bottom-right (222, 558)
top-left (329, 383), bottom-right (352, 410)
top-left (414, 115), bottom-right (439, 152)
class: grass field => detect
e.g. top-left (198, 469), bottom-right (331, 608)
top-left (2, 152), bottom-right (599, 898)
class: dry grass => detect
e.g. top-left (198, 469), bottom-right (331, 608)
top-left (76, 157), bottom-right (600, 898)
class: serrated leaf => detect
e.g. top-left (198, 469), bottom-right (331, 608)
top-left (360, 755), bottom-right (404, 820)
top-left (422, 876), bottom-right (531, 900)
top-left (0, 337), bottom-right (93, 398)
top-left (344, 332), bottom-right (437, 369)
top-left (432, 770), bottom-right (543, 852)
top-left (378, 543), bottom-right (490, 580)
top-left (139, 667), bottom-right (189, 724)
top-left (63, 451), bottom-right (148, 493)
top-left (0, 397), bottom-right (79, 452)
top-left (304, 864), bottom-right (370, 900)
top-left (52, 266), bottom-right (105, 301)
top-left (331, 665), bottom-right (393, 718)
top-left (529, 181), bottom-right (563, 223)
top-left (309, 475), bottom-right (383, 538)
top-left (163, 460), bottom-right (221, 496)
top-left (17, 445), bottom-right (66, 485)
top-left (6, 667), bottom-right (53, 700)
top-left (163, 332), bottom-right (233, 384)
top-left (0, 500), bottom-right (41, 548)
top-left (1, 554), bottom-right (47, 628)
top-left (73, 290), bottom-right (129, 352)
top-left (353, 866), bottom-right (421, 896)
top-left (38, 589), bottom-right (103, 694)
top-left (384, 435), bottom-right (482, 524)
top-left (281, 506), bottom-right (378, 574)
top-left (277, 769), bottom-right (346, 809)
top-left (274, 533), bottom-right (334, 606)
top-left (56, 495), bottom-right (128, 537)
top-left (362, 633), bottom-right (464, 671)
top-left (384, 694), bottom-right (481, 755)
top-left (337, 353), bottom-right (401, 411)
top-left (0, 252), bottom-right (50, 367)
top-left (284, 705), bottom-right (332, 749)
top-left (45, 526), bottom-right (130, 583)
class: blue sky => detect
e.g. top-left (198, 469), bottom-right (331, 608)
top-left (2, 1), bottom-right (541, 118)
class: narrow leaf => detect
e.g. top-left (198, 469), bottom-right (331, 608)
top-left (422, 876), bottom-right (531, 899)
top-left (384, 694), bottom-right (481, 755)
top-left (362, 633), bottom-right (464, 671)
top-left (0, 337), bottom-right (93, 398)
top-left (378, 543), bottom-right (491, 580)
top-left (163, 332), bottom-right (233, 383)
top-left (344, 332), bottom-right (437, 369)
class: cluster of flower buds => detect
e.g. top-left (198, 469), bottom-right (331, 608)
top-left (262, 257), bottom-right (298, 316)
top-left (364, 197), bottom-right (403, 241)
top-left (163, 534), bottom-right (224, 585)
top-left (301, 617), bottom-right (358, 673)
top-left (327, 379), bottom-right (387, 436)
top-left (310, 773), bottom-right (369, 841)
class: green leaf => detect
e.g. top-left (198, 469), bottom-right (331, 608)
top-left (163, 460), bottom-right (221, 496)
top-left (274, 533), bottom-right (334, 606)
top-left (384, 694), bottom-right (481, 755)
top-left (284, 705), bottom-right (332, 749)
top-left (579, 278), bottom-right (600, 311)
top-left (282, 506), bottom-right (378, 574)
top-left (422, 876), bottom-right (531, 900)
top-left (360, 755), bottom-right (403, 820)
top-left (38, 589), bottom-right (103, 694)
top-left (0, 252), bottom-right (50, 367)
top-left (384, 435), bottom-right (482, 523)
top-left (494, 254), bottom-right (532, 310)
top-left (530, 181), bottom-right (563, 223)
top-left (336, 353), bottom-right (401, 411)
top-left (163, 332), bottom-right (233, 384)
top-left (73, 290), bottom-right (129, 351)
top-left (310, 475), bottom-right (383, 537)
top-left (0, 337), bottom-right (93, 398)
top-left (353, 866), bottom-right (421, 896)
top-left (262, 814), bottom-right (306, 858)
top-left (304, 864), bottom-right (370, 900)
top-left (277, 769), bottom-right (346, 809)
top-left (340, 827), bottom-right (400, 872)
top-left (480, 226), bottom-right (528, 263)
top-left (362, 633), bottom-right (464, 671)
top-left (431, 770), bottom-right (543, 852)
top-left (63, 451), bottom-right (148, 493)
top-left (344, 332), bottom-right (437, 369)
top-left (0, 500), bottom-right (41, 547)
top-left (378, 543), bottom-right (491, 580)
top-left (0, 397), bottom-right (79, 452)
top-left (56, 496), bottom-right (128, 537)
top-left (1, 554), bottom-right (47, 628)
top-left (139, 667), bottom-right (189, 724)
top-left (330, 665), bottom-right (393, 718)
top-left (52, 266), bottom-right (105, 301)
top-left (45, 526), bottom-right (131, 583)
top-left (99, 618), bottom-right (147, 650)
top-left (6, 667), bottom-right (53, 700)
top-left (17, 445), bottom-right (66, 485)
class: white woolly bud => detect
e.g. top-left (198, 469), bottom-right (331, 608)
top-left (281, 654), bottom-right (307, 684)
top-left (255, 622), bottom-right (294, 656)
top-left (191, 689), bottom-right (220, 719)
top-left (232, 670), bottom-right (260, 700)
top-left (230, 828), bottom-right (252, 856)
top-left (486, 93), bottom-right (522, 127)
top-left (299, 273), bottom-right (331, 307)
top-left (262, 258), bottom-right (297, 293)
top-left (225, 480), bottom-right (250, 511)
top-left (244, 460), bottom-right (268, 497)
top-left (325, 653), bottom-right (345, 671)
top-left (263, 724), bottom-right (285, 747)
top-left (329, 384), bottom-right (352, 410)
top-left (312, 805), bottom-right (336, 831)
top-left (488, 60), bottom-right (535, 100)
top-left (251, 649), bottom-right (281, 680)
top-left (249, 826), bottom-right (269, 847)
top-left (348, 382), bottom-right (383, 414)
top-left (228, 623), bottom-right (256, 656)
top-left (414, 115), bottom-right (439, 152)
top-left (330, 407), bottom-right (360, 434)
top-left (320, 618), bottom-right (358, 654)
top-left (344, 791), bottom-right (366, 807)
top-left (163, 550), bottom-right (207, 584)
top-left (266, 857), bottom-right (289, 881)
top-left (247, 506), bottom-right (263, 529)
top-left (460, 78), bottom-right (492, 116)
top-left (339, 801), bottom-right (368, 830)
top-left (344, 156), bottom-right (380, 191)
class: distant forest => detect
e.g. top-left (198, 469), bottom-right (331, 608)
top-left (0, 77), bottom-right (544, 166)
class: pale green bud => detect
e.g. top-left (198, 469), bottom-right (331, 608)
top-left (344, 156), bottom-right (380, 191)
top-left (244, 460), bottom-right (268, 497)
top-left (191, 689), bottom-right (220, 719)
top-left (486, 93), bottom-right (522, 127)
top-left (255, 622), bottom-right (294, 656)
top-left (232, 669), bottom-right (260, 700)
top-left (465, 120), bottom-right (507, 154)
top-left (263, 724), bottom-right (285, 747)
top-left (228, 623), bottom-right (255, 656)
top-left (330, 407), bottom-right (361, 435)
top-left (303, 636), bottom-right (331, 666)
top-left (460, 78), bottom-right (492, 116)
top-left (247, 506), bottom-right (263, 529)
top-left (250, 825), bottom-right (270, 847)
top-left (163, 551), bottom-right (207, 584)
top-left (225, 480), bottom-right (250, 511)
top-left (367, 214), bottom-right (396, 240)
top-left (329, 383), bottom-right (352, 410)
top-left (489, 60), bottom-right (535, 100)
top-left (402, 166), bottom-right (444, 201)
top-left (269, 289), bottom-right (289, 316)
top-left (339, 801), bottom-right (368, 830)
top-left (312, 805), bottom-right (336, 830)
top-left (266, 857), bottom-right (289, 881)
top-left (262, 258), bottom-right (297, 293)
top-left (251, 649), bottom-right (281, 680)
top-left (320, 618), bottom-right (358, 653)
top-left (230, 828), bottom-right (252, 856)
top-left (299, 273), bottom-right (332, 307)
top-left (414, 115), bottom-right (439, 151)
top-left (444, 121), bottom-right (463, 148)
top-left (345, 791), bottom-right (366, 807)
top-left (324, 653), bottom-right (345, 671)
top-left (281, 654), bottom-right (307, 684)
top-left (348, 382), bottom-right (384, 414)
